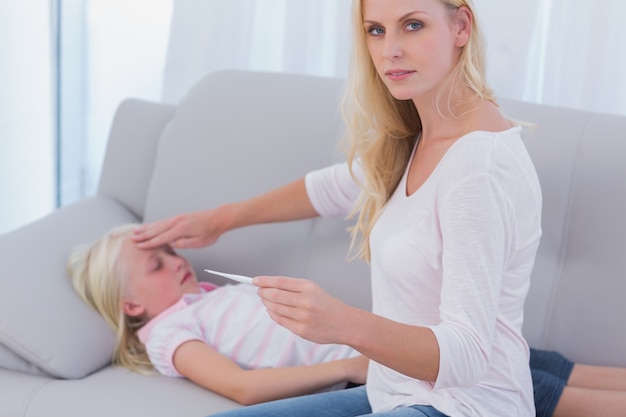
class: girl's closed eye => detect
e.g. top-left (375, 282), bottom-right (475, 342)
top-left (146, 250), bottom-right (167, 272)
top-left (148, 245), bottom-right (175, 272)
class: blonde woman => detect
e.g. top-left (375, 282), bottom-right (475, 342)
top-left (68, 223), bottom-right (367, 406)
top-left (134, 0), bottom-right (541, 416)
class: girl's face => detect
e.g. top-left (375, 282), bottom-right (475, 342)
top-left (362, 0), bottom-right (470, 102)
top-left (121, 237), bottom-right (200, 320)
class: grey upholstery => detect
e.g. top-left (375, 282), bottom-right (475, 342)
top-left (510, 102), bottom-right (626, 365)
top-left (0, 70), bottom-right (624, 416)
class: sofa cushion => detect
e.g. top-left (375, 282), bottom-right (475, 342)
top-left (0, 196), bottom-right (139, 379)
top-left (0, 343), bottom-right (49, 376)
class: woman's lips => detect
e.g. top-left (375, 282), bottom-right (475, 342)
top-left (385, 70), bottom-right (415, 81)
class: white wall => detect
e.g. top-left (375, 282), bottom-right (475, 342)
top-left (0, 2), bottom-right (55, 234)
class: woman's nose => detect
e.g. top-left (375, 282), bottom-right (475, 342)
top-left (383, 36), bottom-right (403, 60)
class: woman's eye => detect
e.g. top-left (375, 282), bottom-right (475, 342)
top-left (367, 26), bottom-right (385, 36)
top-left (406, 21), bottom-right (423, 31)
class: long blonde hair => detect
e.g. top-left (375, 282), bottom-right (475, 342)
top-left (67, 223), bottom-right (154, 373)
top-left (343, 0), bottom-right (495, 261)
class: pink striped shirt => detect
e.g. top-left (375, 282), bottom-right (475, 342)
top-left (137, 283), bottom-right (358, 378)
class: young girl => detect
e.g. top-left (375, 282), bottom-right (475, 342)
top-left (68, 223), bottom-right (367, 405)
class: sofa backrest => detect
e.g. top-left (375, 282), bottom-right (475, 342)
top-left (500, 99), bottom-right (626, 366)
top-left (141, 70), bottom-right (372, 311)
top-left (106, 70), bottom-right (626, 367)
top-left (98, 99), bottom-right (176, 219)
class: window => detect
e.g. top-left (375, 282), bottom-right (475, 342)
top-left (57, 0), bottom-right (173, 206)
top-left (0, 0), bottom-right (172, 235)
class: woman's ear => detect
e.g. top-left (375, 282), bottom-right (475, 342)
top-left (122, 299), bottom-right (146, 317)
top-left (453, 6), bottom-right (472, 47)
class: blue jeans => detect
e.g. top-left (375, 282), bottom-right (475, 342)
top-left (207, 386), bottom-right (448, 417)
top-left (529, 348), bottom-right (574, 417)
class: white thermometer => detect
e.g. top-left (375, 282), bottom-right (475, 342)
top-left (204, 268), bottom-right (255, 285)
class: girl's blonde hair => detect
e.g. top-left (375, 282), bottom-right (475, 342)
top-left (67, 223), bottom-right (154, 373)
top-left (343, 0), bottom-right (495, 261)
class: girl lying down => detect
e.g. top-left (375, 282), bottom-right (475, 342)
top-left (68, 223), bottom-right (367, 405)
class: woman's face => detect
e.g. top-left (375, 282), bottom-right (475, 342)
top-left (121, 237), bottom-right (200, 319)
top-left (362, 0), bottom-right (469, 102)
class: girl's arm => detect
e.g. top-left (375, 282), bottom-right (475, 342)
top-left (173, 340), bottom-right (367, 405)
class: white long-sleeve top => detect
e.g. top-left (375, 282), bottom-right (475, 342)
top-left (305, 127), bottom-right (542, 416)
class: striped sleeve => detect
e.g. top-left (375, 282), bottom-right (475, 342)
top-left (144, 323), bottom-right (203, 377)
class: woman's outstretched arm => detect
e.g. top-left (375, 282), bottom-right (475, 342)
top-left (133, 178), bottom-right (319, 250)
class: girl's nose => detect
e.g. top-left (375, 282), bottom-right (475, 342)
top-left (170, 254), bottom-right (184, 270)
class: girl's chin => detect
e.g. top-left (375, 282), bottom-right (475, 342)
top-left (184, 280), bottom-right (202, 293)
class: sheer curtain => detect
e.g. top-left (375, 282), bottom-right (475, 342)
top-left (480, 0), bottom-right (626, 116)
top-left (162, 0), bottom-right (626, 117)
top-left (161, 0), bottom-right (352, 103)
top-left (532, 0), bottom-right (626, 115)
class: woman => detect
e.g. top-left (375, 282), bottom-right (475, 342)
top-left (133, 0), bottom-right (542, 415)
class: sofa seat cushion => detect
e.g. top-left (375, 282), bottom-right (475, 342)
top-left (9, 366), bottom-right (239, 417)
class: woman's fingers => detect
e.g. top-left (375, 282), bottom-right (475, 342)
top-left (254, 276), bottom-right (350, 344)
top-left (133, 217), bottom-right (180, 247)
top-left (132, 212), bottom-right (215, 249)
top-left (253, 275), bottom-right (309, 292)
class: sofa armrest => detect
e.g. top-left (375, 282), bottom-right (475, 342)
top-left (0, 196), bottom-right (139, 378)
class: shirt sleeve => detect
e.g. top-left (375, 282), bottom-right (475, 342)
top-left (430, 173), bottom-right (517, 390)
top-left (144, 323), bottom-right (204, 378)
top-left (304, 160), bottom-right (363, 218)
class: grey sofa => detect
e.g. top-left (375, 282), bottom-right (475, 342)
top-left (1, 70), bottom-right (625, 417)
